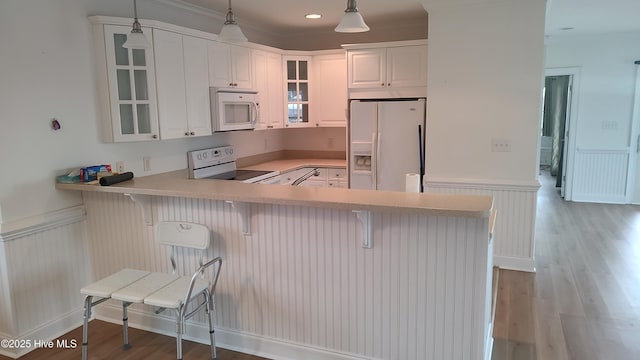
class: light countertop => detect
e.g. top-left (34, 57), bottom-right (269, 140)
top-left (56, 168), bottom-right (493, 218)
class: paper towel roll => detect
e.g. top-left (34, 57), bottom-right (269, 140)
top-left (405, 173), bottom-right (420, 193)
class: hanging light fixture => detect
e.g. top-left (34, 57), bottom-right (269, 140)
top-left (218, 0), bottom-right (248, 43)
top-left (335, 0), bottom-right (369, 33)
top-left (122, 0), bottom-right (151, 49)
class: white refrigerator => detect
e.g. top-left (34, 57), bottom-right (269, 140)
top-left (349, 99), bottom-right (426, 191)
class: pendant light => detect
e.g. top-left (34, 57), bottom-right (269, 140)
top-left (335, 0), bottom-right (370, 33)
top-left (122, 0), bottom-right (151, 49)
top-left (218, 0), bottom-right (248, 43)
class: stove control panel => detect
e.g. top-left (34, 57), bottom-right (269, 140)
top-left (188, 146), bottom-right (236, 172)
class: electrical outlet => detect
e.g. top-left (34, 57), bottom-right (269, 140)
top-left (491, 139), bottom-right (511, 152)
top-left (116, 161), bottom-right (125, 173)
top-left (143, 156), bottom-right (151, 171)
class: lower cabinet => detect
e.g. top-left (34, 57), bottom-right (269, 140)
top-left (281, 167), bottom-right (346, 187)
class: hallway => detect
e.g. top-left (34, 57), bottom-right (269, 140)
top-left (493, 171), bottom-right (640, 359)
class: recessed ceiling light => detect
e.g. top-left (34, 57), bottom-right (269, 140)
top-left (305, 14), bottom-right (322, 19)
top-left (560, 27), bottom-right (574, 31)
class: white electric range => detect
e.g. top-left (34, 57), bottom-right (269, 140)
top-left (187, 146), bottom-right (280, 184)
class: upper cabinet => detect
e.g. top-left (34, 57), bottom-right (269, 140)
top-left (283, 56), bottom-right (312, 128)
top-left (154, 29), bottom-right (211, 139)
top-left (344, 40), bottom-right (427, 99)
top-left (253, 49), bottom-right (284, 130)
top-left (99, 24), bottom-right (160, 142)
top-left (312, 52), bottom-right (348, 127)
top-left (208, 41), bottom-right (253, 89)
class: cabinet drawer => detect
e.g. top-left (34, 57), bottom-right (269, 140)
top-left (328, 180), bottom-right (347, 188)
top-left (327, 168), bottom-right (346, 179)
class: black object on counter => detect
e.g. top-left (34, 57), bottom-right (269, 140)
top-left (99, 172), bottom-right (134, 186)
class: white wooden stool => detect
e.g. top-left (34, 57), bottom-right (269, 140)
top-left (80, 221), bottom-right (222, 360)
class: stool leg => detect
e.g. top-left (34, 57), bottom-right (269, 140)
top-left (205, 291), bottom-right (216, 360)
top-left (122, 302), bottom-right (132, 350)
top-left (82, 296), bottom-right (92, 360)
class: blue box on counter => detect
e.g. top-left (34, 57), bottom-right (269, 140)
top-left (80, 165), bottom-right (112, 182)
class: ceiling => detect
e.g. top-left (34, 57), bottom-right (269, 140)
top-left (176, 0), bottom-right (428, 34)
top-left (545, 0), bottom-right (640, 37)
top-left (176, 0), bottom-right (640, 37)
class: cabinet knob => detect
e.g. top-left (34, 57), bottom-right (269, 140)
top-left (233, 83), bottom-right (238, 87)
top-left (267, 125), bottom-right (274, 129)
top-left (185, 132), bottom-right (189, 136)
top-left (152, 134), bottom-right (158, 139)
top-left (388, 83), bottom-right (391, 86)
top-left (381, 83), bottom-right (385, 87)
top-left (190, 131), bottom-right (195, 135)
top-left (229, 83), bottom-right (234, 87)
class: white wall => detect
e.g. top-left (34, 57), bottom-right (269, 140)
top-left (545, 32), bottom-right (640, 148)
top-left (422, 0), bottom-right (545, 184)
top-left (545, 32), bottom-right (640, 203)
top-left (0, 0), bottom-right (284, 225)
top-left (421, 0), bottom-right (546, 271)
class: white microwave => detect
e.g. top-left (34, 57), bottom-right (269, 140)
top-left (210, 87), bottom-right (259, 132)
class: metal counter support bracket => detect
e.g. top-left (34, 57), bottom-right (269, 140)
top-left (125, 194), bottom-right (152, 225)
top-left (225, 201), bottom-right (250, 235)
top-left (353, 210), bottom-right (372, 248)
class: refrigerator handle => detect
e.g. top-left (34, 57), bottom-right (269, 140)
top-left (371, 132), bottom-right (377, 186)
top-left (376, 132), bottom-right (382, 187)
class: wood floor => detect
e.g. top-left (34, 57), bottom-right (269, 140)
top-left (2, 170), bottom-right (638, 360)
top-left (492, 170), bottom-right (640, 360)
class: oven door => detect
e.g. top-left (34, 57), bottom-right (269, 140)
top-left (212, 89), bottom-right (259, 132)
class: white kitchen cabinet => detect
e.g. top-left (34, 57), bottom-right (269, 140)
top-left (99, 24), bottom-right (159, 142)
top-left (283, 56), bottom-right (313, 128)
top-left (281, 167), bottom-right (347, 187)
top-left (346, 48), bottom-right (386, 89)
top-left (312, 53), bottom-right (348, 127)
top-left (253, 49), bottom-right (284, 130)
top-left (154, 29), bottom-right (211, 139)
top-left (327, 168), bottom-right (348, 188)
top-left (345, 41), bottom-right (427, 99)
top-left (208, 41), bottom-right (252, 89)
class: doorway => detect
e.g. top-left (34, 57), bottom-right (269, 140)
top-left (541, 68), bottom-right (578, 199)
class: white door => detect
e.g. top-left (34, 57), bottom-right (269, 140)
top-left (349, 100), bottom-right (377, 190)
top-left (376, 100), bottom-right (426, 191)
top-left (560, 76), bottom-right (573, 198)
top-left (630, 63), bottom-right (640, 204)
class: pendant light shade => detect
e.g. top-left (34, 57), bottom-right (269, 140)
top-left (122, 0), bottom-right (151, 49)
top-left (335, 0), bottom-right (370, 33)
top-left (218, 0), bottom-right (248, 43)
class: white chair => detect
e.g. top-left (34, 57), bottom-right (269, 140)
top-left (80, 221), bottom-right (222, 360)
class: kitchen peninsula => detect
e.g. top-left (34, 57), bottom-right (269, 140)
top-left (56, 172), bottom-right (495, 360)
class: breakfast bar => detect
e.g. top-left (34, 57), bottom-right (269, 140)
top-left (56, 172), bottom-right (495, 360)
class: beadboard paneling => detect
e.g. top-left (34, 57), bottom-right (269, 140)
top-left (82, 191), bottom-right (493, 360)
top-left (0, 212), bottom-right (89, 358)
top-left (572, 148), bottom-right (629, 203)
top-left (425, 180), bottom-right (538, 272)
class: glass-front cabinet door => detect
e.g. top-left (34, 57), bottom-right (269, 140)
top-left (103, 25), bottom-right (159, 142)
top-left (283, 56), bottom-right (312, 127)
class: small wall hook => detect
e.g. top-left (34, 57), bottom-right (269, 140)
top-left (51, 118), bottom-right (61, 130)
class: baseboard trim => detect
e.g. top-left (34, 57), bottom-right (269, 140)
top-left (494, 255), bottom-right (536, 273)
top-left (94, 304), bottom-right (373, 360)
top-left (0, 309), bottom-right (84, 359)
top-left (571, 194), bottom-right (626, 204)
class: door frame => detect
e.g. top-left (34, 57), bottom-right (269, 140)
top-left (543, 67), bottom-right (581, 200)
top-left (625, 62), bottom-right (640, 204)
